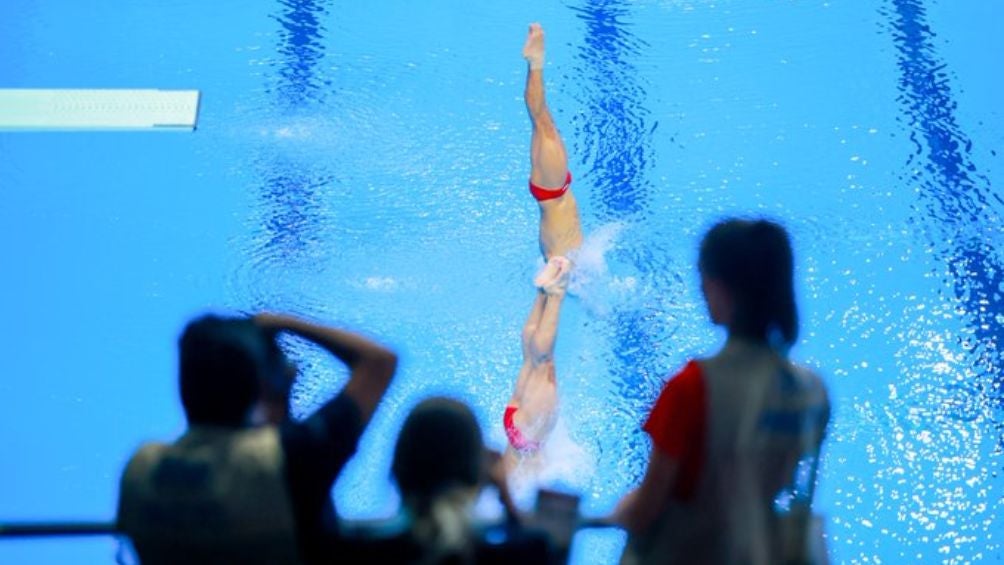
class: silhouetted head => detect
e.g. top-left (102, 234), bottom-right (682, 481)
top-left (178, 314), bottom-right (288, 427)
top-left (392, 397), bottom-right (484, 508)
top-left (698, 218), bottom-right (799, 348)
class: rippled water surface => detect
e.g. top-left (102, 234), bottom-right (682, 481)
top-left (1, 1), bottom-right (1001, 563)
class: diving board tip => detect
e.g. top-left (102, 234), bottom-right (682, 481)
top-left (0, 89), bottom-right (200, 131)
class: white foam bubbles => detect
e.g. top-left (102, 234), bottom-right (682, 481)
top-left (364, 276), bottom-right (398, 291)
top-left (506, 416), bottom-right (596, 507)
top-left (567, 222), bottom-right (623, 297)
top-left (563, 222), bottom-right (646, 316)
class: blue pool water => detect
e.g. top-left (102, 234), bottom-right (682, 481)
top-left (1, 1), bottom-right (1002, 563)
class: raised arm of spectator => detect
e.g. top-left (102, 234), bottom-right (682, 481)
top-left (254, 312), bottom-right (398, 425)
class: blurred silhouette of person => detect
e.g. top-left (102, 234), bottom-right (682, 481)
top-left (504, 23), bottom-right (583, 469)
top-left (118, 312), bottom-right (397, 564)
top-left (612, 219), bottom-right (831, 564)
top-left (348, 397), bottom-right (553, 564)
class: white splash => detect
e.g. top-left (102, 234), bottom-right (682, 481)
top-left (506, 416), bottom-right (595, 507)
top-left (567, 222), bottom-right (623, 295)
top-left (363, 276), bottom-right (398, 291)
top-left (563, 222), bottom-right (641, 316)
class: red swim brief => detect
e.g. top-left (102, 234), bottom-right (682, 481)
top-left (529, 171), bottom-right (572, 202)
top-left (504, 405), bottom-right (541, 453)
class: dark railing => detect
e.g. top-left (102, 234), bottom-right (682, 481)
top-left (0, 518), bottom-right (619, 539)
top-left (0, 521), bottom-right (118, 538)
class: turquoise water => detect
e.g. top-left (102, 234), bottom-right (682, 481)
top-left (1, 1), bottom-right (1002, 563)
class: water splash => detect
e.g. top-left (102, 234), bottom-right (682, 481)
top-left (506, 416), bottom-right (596, 507)
top-left (567, 222), bottom-right (629, 315)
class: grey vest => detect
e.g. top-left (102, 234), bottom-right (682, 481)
top-left (118, 425), bottom-right (300, 565)
top-left (624, 339), bottom-right (830, 565)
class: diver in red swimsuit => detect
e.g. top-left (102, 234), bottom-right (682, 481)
top-left (504, 23), bottom-right (583, 463)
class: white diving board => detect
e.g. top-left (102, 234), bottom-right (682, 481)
top-left (0, 89), bottom-right (200, 131)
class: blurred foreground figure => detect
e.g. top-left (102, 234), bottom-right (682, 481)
top-left (117, 312), bottom-right (397, 564)
top-left (344, 397), bottom-right (557, 564)
top-left (612, 219), bottom-right (831, 565)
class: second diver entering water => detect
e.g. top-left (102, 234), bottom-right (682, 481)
top-left (504, 23), bottom-right (583, 466)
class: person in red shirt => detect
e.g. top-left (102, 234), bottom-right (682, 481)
top-left (503, 23), bottom-right (583, 467)
top-left (612, 219), bottom-right (831, 564)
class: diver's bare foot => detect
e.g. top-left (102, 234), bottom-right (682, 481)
top-left (534, 257), bottom-right (561, 289)
top-left (535, 256), bottom-right (571, 295)
top-left (545, 256), bottom-right (571, 295)
top-left (522, 23), bottom-right (545, 70)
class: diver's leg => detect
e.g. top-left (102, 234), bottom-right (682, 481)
top-left (520, 292), bottom-right (548, 364)
top-left (526, 257), bottom-right (570, 365)
top-left (523, 23), bottom-right (583, 259)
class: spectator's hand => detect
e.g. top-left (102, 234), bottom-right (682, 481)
top-left (484, 450), bottom-right (506, 489)
top-left (608, 488), bottom-right (637, 530)
top-left (484, 450), bottom-right (522, 525)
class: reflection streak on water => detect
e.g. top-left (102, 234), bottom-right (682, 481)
top-left (245, 0), bottom-right (344, 415)
top-left (878, 0), bottom-right (1003, 561)
top-left (237, 0), bottom-right (334, 307)
top-left (569, 0), bottom-right (664, 475)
